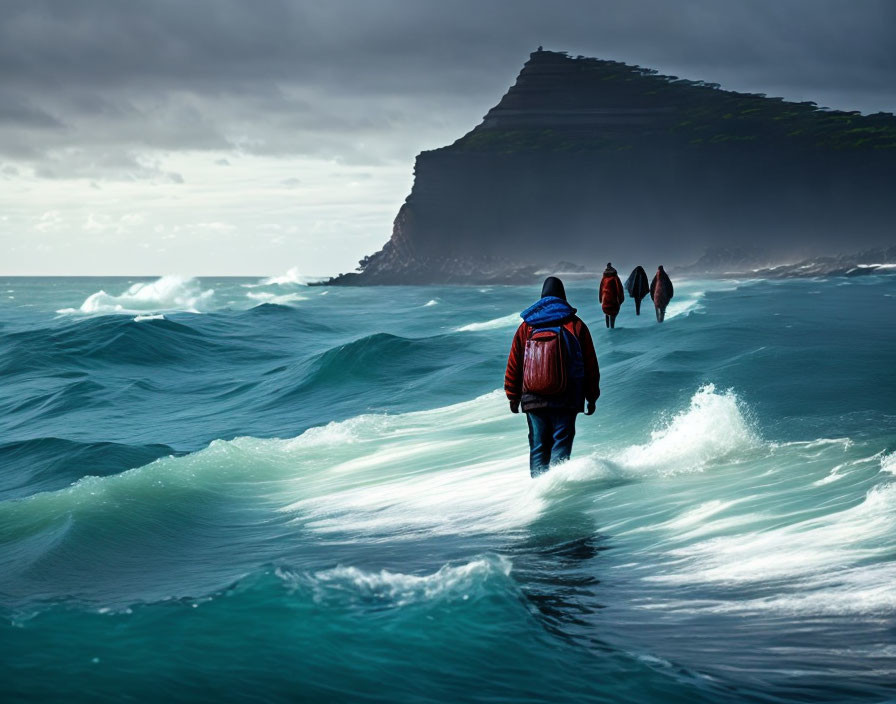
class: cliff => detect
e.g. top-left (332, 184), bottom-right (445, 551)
top-left (328, 49), bottom-right (896, 285)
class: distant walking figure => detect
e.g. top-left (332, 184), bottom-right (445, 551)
top-left (624, 265), bottom-right (650, 315)
top-left (504, 277), bottom-right (600, 478)
top-left (599, 263), bottom-right (625, 328)
top-left (650, 265), bottom-right (674, 322)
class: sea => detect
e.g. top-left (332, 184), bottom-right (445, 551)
top-left (1, 272), bottom-right (895, 703)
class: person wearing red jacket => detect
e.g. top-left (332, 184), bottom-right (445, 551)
top-left (504, 276), bottom-right (600, 477)
top-left (599, 262), bottom-right (625, 328)
top-left (649, 265), bottom-right (674, 322)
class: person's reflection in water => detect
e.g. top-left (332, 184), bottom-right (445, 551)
top-left (504, 508), bottom-right (609, 642)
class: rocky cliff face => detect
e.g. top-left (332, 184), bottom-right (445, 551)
top-left (329, 50), bottom-right (896, 285)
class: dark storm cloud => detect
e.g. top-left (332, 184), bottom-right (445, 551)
top-left (0, 91), bottom-right (62, 128)
top-left (1, 0), bottom-right (894, 178)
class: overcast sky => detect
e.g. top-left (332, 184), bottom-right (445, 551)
top-left (2, 0), bottom-right (894, 275)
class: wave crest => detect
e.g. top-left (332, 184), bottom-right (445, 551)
top-left (456, 313), bottom-right (520, 332)
top-left (261, 267), bottom-right (309, 286)
top-left (277, 555), bottom-right (513, 607)
top-left (616, 384), bottom-right (757, 474)
top-left (58, 275), bottom-right (215, 315)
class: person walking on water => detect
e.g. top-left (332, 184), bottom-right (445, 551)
top-left (504, 276), bottom-right (600, 478)
top-left (624, 265), bottom-right (650, 315)
top-left (650, 265), bottom-right (674, 322)
top-left (599, 263), bottom-right (625, 328)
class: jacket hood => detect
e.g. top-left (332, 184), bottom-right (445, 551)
top-left (521, 296), bottom-right (577, 326)
top-left (603, 266), bottom-right (618, 276)
top-left (540, 276), bottom-right (567, 301)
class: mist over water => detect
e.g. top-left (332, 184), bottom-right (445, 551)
top-left (1, 274), bottom-right (895, 703)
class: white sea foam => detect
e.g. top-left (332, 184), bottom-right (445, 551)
top-left (3, 385), bottom-right (760, 547)
top-left (283, 413), bottom-right (392, 448)
top-left (811, 452), bottom-right (884, 486)
top-left (648, 562), bottom-right (896, 617)
top-left (773, 437), bottom-right (852, 450)
top-left (855, 263), bottom-right (896, 270)
top-left (277, 385), bottom-right (756, 538)
top-left (658, 278), bottom-right (752, 320)
top-left (276, 556), bottom-right (513, 606)
top-left (881, 452), bottom-right (896, 475)
top-left (642, 500), bottom-right (763, 543)
top-left (133, 314), bottom-right (165, 322)
top-left (663, 296), bottom-right (702, 319)
top-left (273, 391), bottom-right (552, 536)
top-left (456, 312), bottom-right (520, 332)
top-left (813, 463), bottom-right (847, 486)
top-left (261, 267), bottom-right (308, 286)
top-left (58, 275), bottom-right (215, 315)
top-left (424, 299), bottom-right (439, 307)
top-left (664, 500), bottom-right (740, 530)
top-left (616, 385), bottom-right (756, 474)
top-left (246, 291), bottom-right (307, 306)
top-left (241, 267), bottom-right (311, 289)
top-left (703, 563), bottom-right (896, 616)
top-left (646, 482), bottom-right (896, 587)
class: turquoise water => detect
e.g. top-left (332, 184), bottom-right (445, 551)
top-left (1, 274), bottom-right (894, 703)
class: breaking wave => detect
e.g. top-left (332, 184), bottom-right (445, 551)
top-left (456, 312), bottom-right (520, 332)
top-left (58, 275), bottom-right (215, 315)
top-left (616, 384), bottom-right (757, 474)
top-left (259, 267), bottom-right (309, 286)
top-left (278, 555), bottom-right (514, 607)
top-left (0, 386), bottom-right (764, 562)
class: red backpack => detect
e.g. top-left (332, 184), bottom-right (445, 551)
top-left (523, 323), bottom-right (577, 395)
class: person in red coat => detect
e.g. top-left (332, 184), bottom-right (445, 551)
top-left (649, 265), bottom-right (674, 322)
top-left (504, 276), bottom-right (600, 477)
top-left (599, 263), bottom-right (625, 328)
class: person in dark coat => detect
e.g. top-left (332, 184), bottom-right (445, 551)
top-left (598, 263), bottom-right (625, 328)
top-left (624, 265), bottom-right (650, 315)
top-left (504, 276), bottom-right (600, 478)
top-left (649, 265), bottom-right (674, 322)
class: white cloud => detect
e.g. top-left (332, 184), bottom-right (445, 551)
top-left (0, 151), bottom-right (412, 275)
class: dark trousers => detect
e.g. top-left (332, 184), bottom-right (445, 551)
top-left (526, 409), bottom-right (577, 478)
top-left (655, 305), bottom-right (666, 322)
top-left (604, 314), bottom-right (616, 328)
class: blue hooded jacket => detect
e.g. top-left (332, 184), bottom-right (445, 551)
top-left (520, 296), bottom-right (577, 326)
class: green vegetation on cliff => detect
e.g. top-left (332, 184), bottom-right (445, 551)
top-left (449, 53), bottom-right (896, 154)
